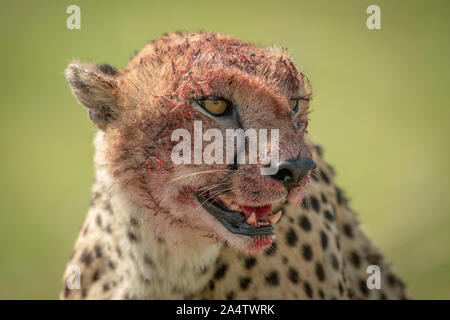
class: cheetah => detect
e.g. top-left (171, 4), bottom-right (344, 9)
top-left (61, 31), bottom-right (408, 300)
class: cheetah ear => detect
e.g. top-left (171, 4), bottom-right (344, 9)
top-left (65, 61), bottom-right (120, 130)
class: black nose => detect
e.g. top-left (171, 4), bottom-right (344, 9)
top-left (270, 157), bottom-right (317, 190)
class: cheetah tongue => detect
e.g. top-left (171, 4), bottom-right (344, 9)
top-left (240, 204), bottom-right (272, 218)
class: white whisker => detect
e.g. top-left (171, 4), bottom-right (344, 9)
top-left (168, 169), bottom-right (231, 183)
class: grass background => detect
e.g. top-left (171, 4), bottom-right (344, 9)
top-left (0, 0), bottom-right (449, 299)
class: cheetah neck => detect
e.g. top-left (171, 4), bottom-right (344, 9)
top-left (85, 132), bottom-right (223, 298)
top-left (107, 186), bottom-right (221, 298)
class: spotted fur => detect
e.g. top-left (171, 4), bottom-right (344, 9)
top-left (61, 32), bottom-right (408, 300)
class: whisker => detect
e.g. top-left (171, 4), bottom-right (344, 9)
top-left (195, 187), bottom-right (233, 210)
top-left (168, 169), bottom-right (231, 183)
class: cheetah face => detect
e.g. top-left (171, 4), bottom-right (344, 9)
top-left (66, 33), bottom-right (316, 253)
top-left (187, 86), bottom-right (315, 253)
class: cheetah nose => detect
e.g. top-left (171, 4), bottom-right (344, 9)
top-left (269, 157), bottom-right (316, 190)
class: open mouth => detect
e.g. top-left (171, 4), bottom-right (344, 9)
top-left (197, 191), bottom-right (283, 237)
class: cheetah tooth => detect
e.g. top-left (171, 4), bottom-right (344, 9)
top-left (267, 210), bottom-right (282, 225)
top-left (246, 212), bottom-right (257, 226)
top-left (219, 196), bottom-right (240, 211)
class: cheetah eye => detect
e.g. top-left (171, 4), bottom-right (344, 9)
top-left (289, 99), bottom-right (300, 116)
top-left (198, 99), bottom-right (231, 116)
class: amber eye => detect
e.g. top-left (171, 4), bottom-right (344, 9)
top-left (200, 99), bottom-right (229, 115)
top-left (289, 99), bottom-right (300, 115)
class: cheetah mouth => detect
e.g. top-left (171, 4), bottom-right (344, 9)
top-left (196, 191), bottom-right (282, 237)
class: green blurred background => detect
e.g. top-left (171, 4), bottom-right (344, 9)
top-left (0, 0), bottom-right (449, 299)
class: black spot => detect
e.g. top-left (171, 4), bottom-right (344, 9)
top-left (265, 242), bottom-right (277, 256)
top-left (318, 289), bottom-right (325, 299)
top-left (335, 187), bottom-right (347, 206)
top-left (282, 256), bottom-right (289, 265)
top-left (302, 244), bottom-right (313, 261)
top-left (330, 253), bottom-right (340, 270)
top-left (350, 251), bottom-right (361, 268)
top-left (96, 215), bottom-right (102, 227)
top-left (301, 198), bottom-right (309, 209)
top-left (104, 202), bottom-right (114, 215)
top-left (157, 236), bottom-right (165, 243)
top-left (94, 245), bottom-right (102, 258)
top-left (348, 288), bottom-right (356, 299)
top-left (288, 267), bottom-right (299, 284)
top-left (92, 270), bottom-right (100, 282)
top-left (97, 63), bottom-right (118, 76)
top-left (321, 193), bottom-right (328, 203)
top-left (320, 231), bottom-right (328, 250)
top-left (359, 279), bottom-right (369, 296)
top-left (108, 260), bottom-right (116, 270)
top-left (239, 277), bottom-right (252, 290)
top-left (366, 252), bottom-right (382, 265)
top-left (387, 274), bottom-right (405, 288)
top-left (128, 232), bottom-right (138, 242)
top-left (80, 250), bottom-right (92, 266)
top-left (324, 210), bottom-right (334, 221)
top-left (116, 247), bottom-right (122, 258)
top-left (214, 264), bottom-right (228, 280)
top-left (298, 215), bottom-right (311, 231)
top-left (303, 281), bottom-right (313, 298)
top-left (320, 169), bottom-right (330, 184)
top-left (209, 280), bottom-right (215, 290)
top-left (310, 196), bottom-right (320, 213)
top-left (387, 274), bottom-right (396, 287)
top-left (315, 263), bottom-right (325, 281)
top-left (90, 192), bottom-right (100, 206)
top-left (105, 224), bottom-right (112, 233)
top-left (244, 257), bottom-right (257, 269)
top-left (265, 271), bottom-right (279, 286)
top-left (286, 228), bottom-right (298, 246)
top-left (226, 291), bottom-right (235, 300)
top-left (130, 217), bottom-right (139, 226)
top-left (335, 235), bottom-right (341, 250)
top-left (338, 282), bottom-right (344, 296)
top-left (144, 254), bottom-right (155, 267)
top-left (343, 224), bottom-right (354, 238)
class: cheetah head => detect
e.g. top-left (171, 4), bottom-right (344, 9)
top-left (66, 32), bottom-right (315, 253)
